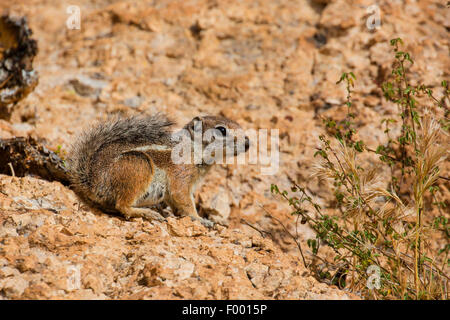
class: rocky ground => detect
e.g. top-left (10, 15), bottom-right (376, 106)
top-left (0, 0), bottom-right (448, 299)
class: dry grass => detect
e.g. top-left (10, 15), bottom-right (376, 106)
top-left (271, 39), bottom-right (449, 299)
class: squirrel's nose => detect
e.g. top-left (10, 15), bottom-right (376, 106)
top-left (244, 137), bottom-right (250, 151)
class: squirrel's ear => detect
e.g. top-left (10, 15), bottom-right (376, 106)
top-left (191, 116), bottom-right (202, 131)
top-left (186, 116), bottom-right (202, 139)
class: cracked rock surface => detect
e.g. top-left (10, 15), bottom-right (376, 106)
top-left (0, 0), bottom-right (448, 299)
top-left (0, 176), bottom-right (356, 299)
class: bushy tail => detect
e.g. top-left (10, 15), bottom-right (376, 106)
top-left (66, 113), bottom-right (174, 195)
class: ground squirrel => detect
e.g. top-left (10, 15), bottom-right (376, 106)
top-left (67, 113), bottom-right (249, 225)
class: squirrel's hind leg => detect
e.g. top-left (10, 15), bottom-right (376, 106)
top-left (109, 151), bottom-right (165, 222)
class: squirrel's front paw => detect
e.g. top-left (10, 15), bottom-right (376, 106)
top-left (146, 211), bottom-right (167, 223)
top-left (123, 208), bottom-right (167, 223)
top-left (201, 218), bottom-right (215, 228)
top-left (190, 216), bottom-right (215, 228)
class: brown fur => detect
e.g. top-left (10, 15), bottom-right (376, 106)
top-left (67, 114), bottom-right (249, 224)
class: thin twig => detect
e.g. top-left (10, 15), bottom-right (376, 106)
top-left (257, 202), bottom-right (308, 268)
top-left (8, 163), bottom-right (15, 177)
top-left (240, 218), bottom-right (272, 239)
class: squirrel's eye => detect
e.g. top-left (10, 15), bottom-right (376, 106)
top-left (216, 126), bottom-right (227, 136)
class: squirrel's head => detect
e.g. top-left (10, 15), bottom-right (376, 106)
top-left (181, 115), bottom-right (249, 165)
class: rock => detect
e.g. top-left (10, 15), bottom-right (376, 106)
top-left (139, 263), bottom-right (163, 287)
top-left (68, 75), bottom-right (107, 98)
top-left (15, 255), bottom-right (38, 273)
top-left (319, 0), bottom-right (359, 32)
top-left (83, 274), bottom-right (104, 294)
top-left (166, 216), bottom-right (206, 237)
top-left (311, 0), bottom-right (334, 4)
top-left (0, 276), bottom-right (29, 298)
top-left (0, 175), bottom-right (355, 299)
top-left (245, 263), bottom-right (269, 289)
top-left (0, 15), bottom-right (39, 119)
top-left (0, 0), bottom-right (446, 300)
top-left (123, 96), bottom-right (142, 108)
top-left (199, 188), bottom-right (231, 225)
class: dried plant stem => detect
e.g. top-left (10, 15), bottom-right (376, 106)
top-left (257, 203), bottom-right (308, 268)
top-left (414, 206), bottom-right (422, 298)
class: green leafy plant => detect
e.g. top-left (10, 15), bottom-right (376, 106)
top-left (272, 38), bottom-right (449, 299)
